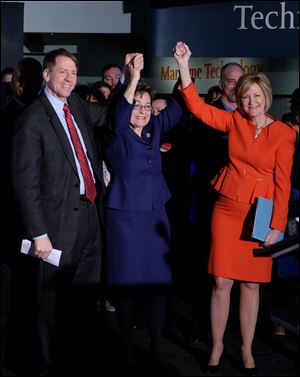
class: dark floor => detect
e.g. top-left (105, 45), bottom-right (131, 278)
top-left (92, 296), bottom-right (299, 376)
top-left (1, 295), bottom-right (298, 376)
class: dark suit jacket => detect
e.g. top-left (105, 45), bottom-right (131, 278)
top-left (11, 91), bottom-right (105, 266)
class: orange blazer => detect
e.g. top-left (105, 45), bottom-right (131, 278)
top-left (181, 83), bottom-right (296, 232)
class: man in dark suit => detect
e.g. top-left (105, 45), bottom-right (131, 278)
top-left (11, 49), bottom-right (104, 376)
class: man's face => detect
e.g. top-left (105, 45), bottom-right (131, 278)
top-left (43, 56), bottom-right (77, 101)
top-left (220, 66), bottom-right (244, 103)
top-left (11, 68), bottom-right (22, 98)
top-left (103, 67), bottom-right (121, 90)
top-left (152, 98), bottom-right (168, 116)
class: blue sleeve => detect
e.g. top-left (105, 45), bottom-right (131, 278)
top-left (112, 94), bottom-right (135, 136)
top-left (156, 99), bottom-right (183, 137)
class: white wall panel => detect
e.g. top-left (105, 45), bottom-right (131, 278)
top-left (23, 1), bottom-right (131, 33)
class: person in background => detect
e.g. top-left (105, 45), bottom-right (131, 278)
top-left (84, 78), bottom-right (115, 314)
top-left (104, 52), bottom-right (182, 369)
top-left (152, 94), bottom-right (176, 191)
top-left (73, 81), bottom-right (114, 315)
top-left (272, 88), bottom-right (299, 337)
top-left (152, 94), bottom-right (177, 193)
top-left (1, 67), bottom-right (14, 111)
top-left (73, 84), bottom-right (94, 102)
top-left (91, 80), bottom-right (112, 101)
top-left (1, 57), bottom-right (43, 376)
top-left (285, 88), bottom-right (299, 213)
top-left (152, 93), bottom-right (179, 337)
top-left (282, 88), bottom-right (300, 127)
top-left (216, 63), bottom-right (245, 110)
top-left (202, 62), bottom-right (245, 176)
top-left (11, 49), bottom-right (105, 377)
top-left (152, 94), bottom-right (169, 116)
top-left (281, 87), bottom-right (299, 224)
top-left (101, 63), bottom-right (123, 94)
top-left (1, 67), bottom-right (14, 83)
top-left (174, 41), bottom-right (295, 376)
top-left (1, 82), bottom-right (13, 112)
top-left (205, 85), bottom-right (222, 104)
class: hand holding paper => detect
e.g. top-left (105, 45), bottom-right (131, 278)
top-left (20, 239), bottom-right (62, 266)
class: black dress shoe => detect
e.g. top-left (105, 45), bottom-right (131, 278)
top-left (36, 363), bottom-right (53, 377)
top-left (205, 363), bottom-right (220, 375)
top-left (242, 366), bottom-right (258, 376)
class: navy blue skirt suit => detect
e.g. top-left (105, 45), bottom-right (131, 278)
top-left (105, 95), bottom-right (182, 289)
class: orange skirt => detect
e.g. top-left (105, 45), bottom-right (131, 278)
top-left (208, 195), bottom-right (273, 282)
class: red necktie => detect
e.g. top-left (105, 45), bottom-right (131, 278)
top-left (63, 103), bottom-right (97, 203)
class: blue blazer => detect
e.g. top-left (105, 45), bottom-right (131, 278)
top-left (105, 95), bottom-right (183, 210)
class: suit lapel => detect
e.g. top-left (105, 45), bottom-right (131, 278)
top-left (39, 93), bottom-right (79, 177)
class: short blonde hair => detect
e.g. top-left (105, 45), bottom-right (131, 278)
top-left (235, 72), bottom-right (273, 112)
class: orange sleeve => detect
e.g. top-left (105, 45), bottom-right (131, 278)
top-left (180, 83), bottom-right (233, 132)
top-left (271, 128), bottom-right (296, 231)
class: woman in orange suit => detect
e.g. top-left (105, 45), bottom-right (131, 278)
top-left (173, 42), bottom-right (295, 376)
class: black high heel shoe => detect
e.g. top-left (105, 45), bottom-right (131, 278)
top-left (241, 365), bottom-right (258, 376)
top-left (205, 364), bottom-right (221, 375)
top-left (240, 351), bottom-right (257, 376)
top-left (205, 346), bottom-right (224, 375)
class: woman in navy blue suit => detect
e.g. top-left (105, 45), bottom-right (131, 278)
top-left (104, 53), bottom-right (182, 366)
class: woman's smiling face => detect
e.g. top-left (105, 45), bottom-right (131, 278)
top-left (130, 91), bottom-right (152, 129)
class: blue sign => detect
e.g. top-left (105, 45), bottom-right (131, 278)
top-left (149, 1), bottom-right (299, 57)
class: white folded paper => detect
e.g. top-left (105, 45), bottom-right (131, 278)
top-left (20, 239), bottom-right (62, 266)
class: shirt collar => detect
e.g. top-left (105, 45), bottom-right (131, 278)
top-left (44, 87), bottom-right (68, 113)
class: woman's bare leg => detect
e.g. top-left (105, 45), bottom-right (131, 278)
top-left (239, 282), bottom-right (259, 368)
top-left (208, 276), bottom-right (234, 366)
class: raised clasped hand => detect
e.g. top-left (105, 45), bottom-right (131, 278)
top-left (173, 41), bottom-right (192, 64)
top-left (125, 52), bottom-right (144, 71)
top-left (124, 52), bottom-right (144, 82)
top-left (132, 53), bottom-right (144, 72)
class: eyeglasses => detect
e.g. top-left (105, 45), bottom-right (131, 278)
top-left (134, 104), bottom-right (152, 111)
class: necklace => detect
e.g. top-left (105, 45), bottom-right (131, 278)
top-left (255, 116), bottom-right (268, 139)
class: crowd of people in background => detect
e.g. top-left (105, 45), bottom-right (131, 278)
top-left (0, 43), bottom-right (298, 377)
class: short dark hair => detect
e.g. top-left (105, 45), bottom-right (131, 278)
top-left (290, 88), bottom-right (299, 114)
top-left (290, 88), bottom-right (299, 105)
top-left (43, 48), bottom-right (79, 71)
top-left (16, 58), bottom-right (43, 102)
top-left (101, 64), bottom-right (122, 77)
top-left (91, 80), bottom-right (112, 92)
top-left (153, 93), bottom-right (172, 105)
top-left (206, 85), bottom-right (222, 103)
top-left (135, 80), bottom-right (155, 102)
top-left (17, 58), bottom-right (42, 86)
